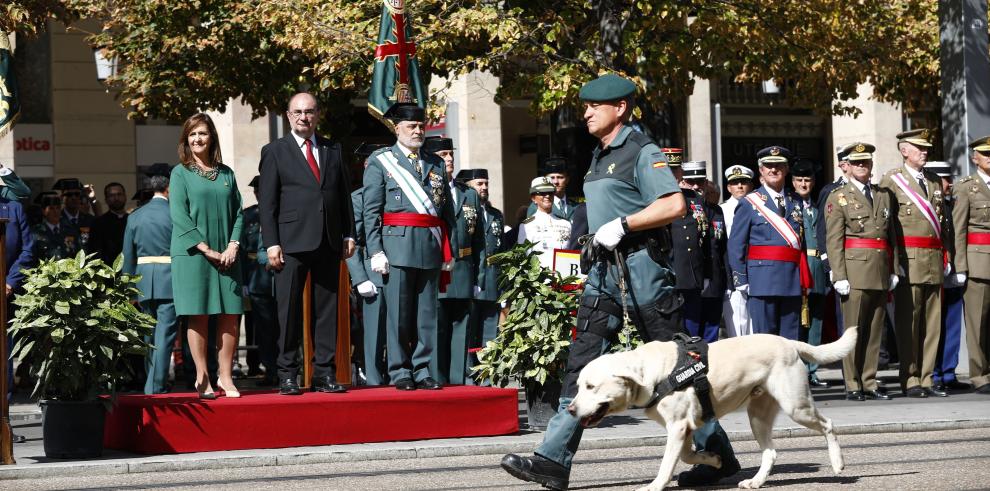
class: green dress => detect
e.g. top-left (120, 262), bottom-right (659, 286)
top-left (169, 163), bottom-right (244, 315)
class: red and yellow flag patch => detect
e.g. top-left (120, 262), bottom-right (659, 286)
top-left (652, 161), bottom-right (667, 169)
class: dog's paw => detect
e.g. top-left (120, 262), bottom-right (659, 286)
top-left (737, 478), bottom-right (763, 489)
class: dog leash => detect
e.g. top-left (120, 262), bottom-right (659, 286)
top-left (613, 248), bottom-right (633, 351)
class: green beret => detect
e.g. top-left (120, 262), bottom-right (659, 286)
top-left (579, 74), bottom-right (636, 102)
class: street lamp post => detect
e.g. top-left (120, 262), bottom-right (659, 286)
top-left (93, 48), bottom-right (118, 82)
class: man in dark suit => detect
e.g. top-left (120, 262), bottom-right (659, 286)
top-left (87, 182), bottom-right (129, 265)
top-left (258, 92), bottom-right (356, 395)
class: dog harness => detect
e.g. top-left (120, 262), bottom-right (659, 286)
top-left (642, 333), bottom-right (716, 421)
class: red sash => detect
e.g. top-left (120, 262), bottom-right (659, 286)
top-left (844, 238), bottom-right (890, 250)
top-left (383, 212), bottom-right (453, 292)
top-left (747, 245), bottom-right (813, 290)
top-left (898, 235), bottom-right (947, 267)
top-left (968, 232), bottom-right (990, 245)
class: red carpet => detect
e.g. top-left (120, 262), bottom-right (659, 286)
top-left (104, 385), bottom-right (519, 454)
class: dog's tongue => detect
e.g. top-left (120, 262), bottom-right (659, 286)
top-left (580, 416), bottom-right (592, 427)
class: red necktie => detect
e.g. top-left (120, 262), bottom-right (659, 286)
top-left (304, 139), bottom-right (320, 181)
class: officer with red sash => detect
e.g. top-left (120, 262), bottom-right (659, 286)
top-left (879, 128), bottom-right (948, 398)
top-left (363, 103), bottom-right (456, 391)
top-left (727, 146), bottom-right (809, 340)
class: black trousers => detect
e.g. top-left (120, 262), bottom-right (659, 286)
top-left (562, 294), bottom-right (683, 398)
top-left (275, 239), bottom-right (341, 380)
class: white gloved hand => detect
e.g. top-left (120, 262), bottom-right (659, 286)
top-left (592, 217), bottom-right (626, 251)
top-left (828, 270), bottom-right (834, 283)
top-left (833, 279), bottom-right (851, 296)
top-left (735, 284), bottom-right (749, 295)
top-left (703, 278), bottom-right (711, 290)
top-left (944, 262), bottom-right (953, 278)
top-left (473, 285), bottom-right (483, 298)
top-left (370, 252), bottom-right (390, 275)
top-left (888, 275), bottom-right (899, 291)
top-left (356, 280), bottom-right (378, 297)
top-left (954, 273), bottom-right (967, 286)
top-left (442, 259), bottom-right (454, 272)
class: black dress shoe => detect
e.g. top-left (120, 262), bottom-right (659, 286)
top-left (12, 433), bottom-right (26, 444)
top-left (808, 374), bottom-right (829, 388)
top-left (279, 378), bottom-right (302, 395)
top-left (416, 377), bottom-right (442, 390)
top-left (312, 376), bottom-right (347, 393)
top-left (845, 390), bottom-right (865, 401)
top-left (905, 386), bottom-right (928, 398)
top-left (677, 457), bottom-right (741, 486)
top-left (945, 380), bottom-right (972, 391)
top-left (928, 385), bottom-right (949, 397)
top-left (863, 390), bottom-right (891, 400)
top-left (394, 377), bottom-right (416, 391)
top-left (976, 384), bottom-right (990, 394)
top-left (500, 454), bottom-right (569, 490)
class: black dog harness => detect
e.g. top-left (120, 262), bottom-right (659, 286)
top-left (642, 334), bottom-right (716, 421)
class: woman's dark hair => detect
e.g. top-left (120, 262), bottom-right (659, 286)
top-left (178, 113), bottom-right (223, 166)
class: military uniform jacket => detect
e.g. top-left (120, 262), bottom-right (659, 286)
top-left (800, 197), bottom-right (829, 295)
top-left (440, 181), bottom-right (484, 299)
top-left (32, 219), bottom-right (80, 261)
top-left (476, 203), bottom-right (505, 302)
top-left (363, 144), bottom-right (456, 269)
top-left (824, 182), bottom-right (894, 291)
top-left (240, 204), bottom-right (273, 296)
top-left (671, 188), bottom-right (711, 291)
top-left (727, 186), bottom-right (806, 297)
top-left (816, 176), bottom-right (846, 271)
top-left (952, 172), bottom-right (990, 280)
top-left (346, 188), bottom-right (384, 289)
top-left (879, 167), bottom-right (947, 285)
top-left (702, 202), bottom-right (728, 298)
top-left (526, 196), bottom-right (580, 221)
top-left (121, 197), bottom-right (173, 300)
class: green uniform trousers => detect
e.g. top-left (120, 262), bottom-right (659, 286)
top-left (840, 289), bottom-right (886, 392)
top-left (385, 265), bottom-right (438, 383)
top-left (964, 278), bottom-right (990, 389)
top-left (894, 283), bottom-right (942, 390)
top-left (142, 299), bottom-right (178, 395)
top-left (435, 299), bottom-right (473, 385)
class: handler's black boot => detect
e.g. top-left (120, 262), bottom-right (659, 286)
top-left (677, 458), bottom-right (741, 487)
top-left (501, 453), bottom-right (569, 490)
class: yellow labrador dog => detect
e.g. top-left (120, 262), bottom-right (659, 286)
top-left (568, 326), bottom-right (857, 490)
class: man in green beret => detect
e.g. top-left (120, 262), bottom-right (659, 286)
top-left (501, 73), bottom-right (739, 490)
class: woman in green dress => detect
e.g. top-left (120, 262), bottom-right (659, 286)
top-left (170, 113), bottom-right (244, 399)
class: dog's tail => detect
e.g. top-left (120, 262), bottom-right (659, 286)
top-left (791, 325), bottom-right (858, 365)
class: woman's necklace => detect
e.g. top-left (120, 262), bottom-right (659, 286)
top-left (187, 162), bottom-right (219, 181)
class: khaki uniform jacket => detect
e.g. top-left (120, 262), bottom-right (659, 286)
top-left (952, 173), bottom-right (990, 280)
top-left (824, 182), bottom-right (895, 290)
top-left (879, 167), bottom-right (947, 285)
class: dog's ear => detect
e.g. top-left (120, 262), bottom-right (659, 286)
top-left (613, 369), bottom-right (645, 388)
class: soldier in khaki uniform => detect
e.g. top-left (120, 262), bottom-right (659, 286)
top-left (879, 128), bottom-right (949, 398)
top-left (950, 135), bottom-right (990, 395)
top-left (825, 143), bottom-right (896, 401)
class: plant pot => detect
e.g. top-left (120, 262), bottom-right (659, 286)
top-left (41, 399), bottom-right (106, 459)
top-left (524, 378), bottom-right (563, 431)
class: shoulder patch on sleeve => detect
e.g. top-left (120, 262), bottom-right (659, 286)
top-left (649, 152), bottom-right (667, 169)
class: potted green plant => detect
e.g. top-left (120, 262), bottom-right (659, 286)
top-left (10, 252), bottom-right (155, 458)
top-left (473, 242), bottom-right (580, 430)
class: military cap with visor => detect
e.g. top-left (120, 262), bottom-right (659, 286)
top-left (842, 142), bottom-right (876, 162)
top-left (896, 128), bottom-right (933, 147)
top-left (578, 73), bottom-right (637, 102)
top-left (682, 160), bottom-right (707, 180)
top-left (660, 148), bottom-right (683, 167)
top-left (724, 164), bottom-right (754, 183)
top-left (924, 161), bottom-right (952, 178)
top-left (529, 176), bottom-right (555, 194)
top-left (756, 146), bottom-right (793, 165)
top-left (969, 135), bottom-right (990, 152)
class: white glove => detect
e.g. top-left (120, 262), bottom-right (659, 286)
top-left (954, 273), bottom-right (967, 286)
top-left (592, 217), bottom-right (626, 251)
top-left (834, 279), bottom-right (851, 296)
top-left (888, 275), bottom-right (899, 291)
top-left (473, 285), bottom-right (483, 298)
top-left (944, 262), bottom-right (953, 278)
top-left (703, 278), bottom-right (711, 290)
top-left (735, 284), bottom-right (749, 295)
top-left (828, 270), bottom-right (834, 283)
top-left (370, 252), bottom-right (390, 275)
top-left (356, 280), bottom-right (378, 297)
top-left (441, 259), bottom-right (454, 272)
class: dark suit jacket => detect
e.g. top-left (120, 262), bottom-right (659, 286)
top-left (258, 133), bottom-right (356, 254)
top-left (0, 198), bottom-right (34, 289)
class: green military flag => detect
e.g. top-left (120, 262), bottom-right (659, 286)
top-left (368, 0), bottom-right (426, 127)
top-left (0, 32), bottom-right (19, 139)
